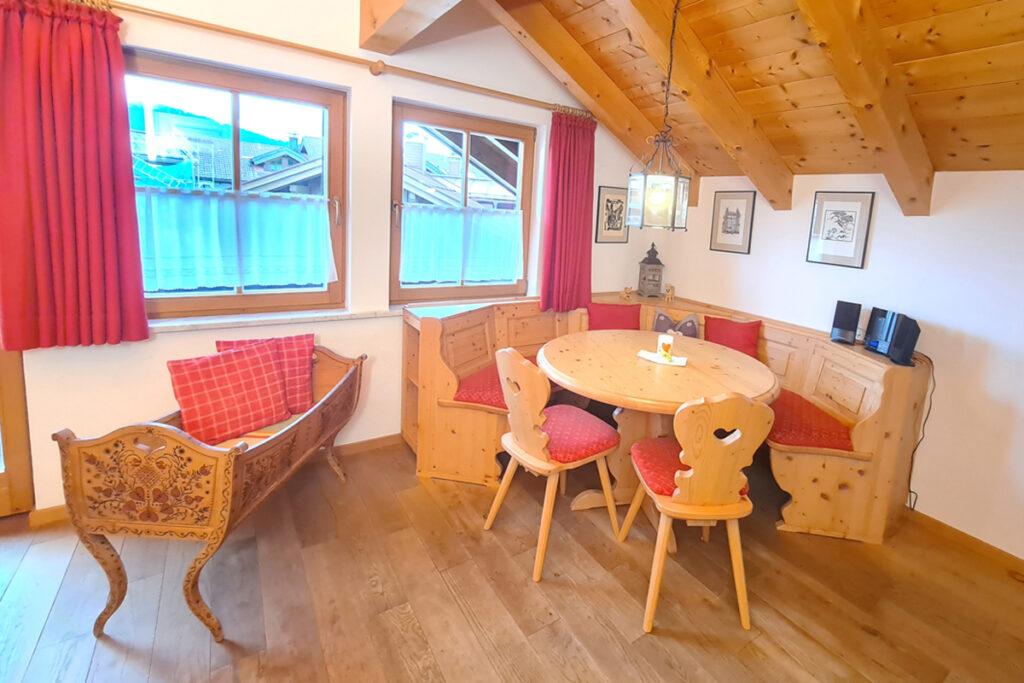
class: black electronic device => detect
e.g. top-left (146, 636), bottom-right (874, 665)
top-left (864, 307), bottom-right (919, 365)
top-left (830, 300), bottom-right (861, 345)
top-left (886, 314), bottom-right (920, 366)
top-left (864, 307), bottom-right (891, 353)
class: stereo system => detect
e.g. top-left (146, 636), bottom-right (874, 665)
top-left (830, 300), bottom-right (861, 345)
top-left (831, 301), bottom-right (920, 366)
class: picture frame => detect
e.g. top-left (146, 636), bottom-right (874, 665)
top-left (709, 190), bottom-right (755, 254)
top-left (806, 191), bottom-right (875, 268)
top-left (594, 186), bottom-right (629, 243)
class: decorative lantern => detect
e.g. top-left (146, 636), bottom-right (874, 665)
top-left (638, 243), bottom-right (664, 298)
top-left (624, 0), bottom-right (690, 232)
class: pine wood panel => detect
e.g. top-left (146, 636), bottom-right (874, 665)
top-left (909, 79), bottom-right (1024, 119)
top-left (931, 142), bottom-right (1024, 170)
top-left (735, 76), bottom-right (848, 116)
top-left (870, 0), bottom-right (996, 28)
top-left (540, 0), bottom-right (603, 21)
top-left (700, 10), bottom-right (818, 66)
top-left (685, 0), bottom-right (799, 37)
top-left (722, 46), bottom-right (833, 90)
top-left (559, 0), bottom-right (627, 46)
top-left (898, 41), bottom-right (1024, 93)
top-left (3, 445), bottom-right (1024, 680)
top-left (919, 113), bottom-right (1024, 147)
top-left (880, 1), bottom-right (1024, 64)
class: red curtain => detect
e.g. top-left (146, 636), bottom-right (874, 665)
top-left (539, 112), bottom-right (596, 312)
top-left (0, 0), bottom-right (148, 351)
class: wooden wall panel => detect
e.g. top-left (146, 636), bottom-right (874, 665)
top-left (909, 80), bottom-right (1024, 120)
top-left (685, 0), bottom-right (799, 36)
top-left (559, 0), bottom-right (627, 45)
top-left (722, 47), bottom-right (832, 90)
top-left (930, 143), bottom-right (1024, 171)
top-left (870, 0), bottom-right (995, 28)
top-left (735, 76), bottom-right (848, 116)
top-left (701, 10), bottom-right (817, 65)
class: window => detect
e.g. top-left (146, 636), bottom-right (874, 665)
top-left (391, 103), bottom-right (535, 304)
top-left (125, 53), bottom-right (346, 317)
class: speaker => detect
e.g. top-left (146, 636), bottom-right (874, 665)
top-left (886, 314), bottom-right (920, 366)
top-left (830, 300), bottom-right (861, 345)
top-left (864, 307), bottom-right (891, 353)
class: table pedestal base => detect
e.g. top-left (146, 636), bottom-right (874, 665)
top-left (570, 407), bottom-right (677, 552)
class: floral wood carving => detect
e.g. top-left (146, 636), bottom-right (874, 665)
top-left (81, 435), bottom-right (217, 526)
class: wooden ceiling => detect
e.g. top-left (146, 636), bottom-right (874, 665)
top-left (361, 0), bottom-right (1024, 215)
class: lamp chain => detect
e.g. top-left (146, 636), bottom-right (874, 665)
top-left (662, 0), bottom-right (682, 134)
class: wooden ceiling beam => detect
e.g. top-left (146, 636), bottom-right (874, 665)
top-left (478, 0), bottom-right (701, 200)
top-left (605, 0), bottom-right (794, 209)
top-left (795, 0), bottom-right (934, 216)
top-left (360, 0), bottom-right (461, 55)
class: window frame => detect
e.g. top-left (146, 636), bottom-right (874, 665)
top-left (124, 51), bottom-right (347, 319)
top-left (390, 102), bottom-right (536, 305)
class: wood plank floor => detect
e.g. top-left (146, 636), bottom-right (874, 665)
top-left (2, 444), bottom-right (1023, 682)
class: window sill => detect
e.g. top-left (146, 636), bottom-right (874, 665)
top-left (149, 308), bottom-right (401, 335)
top-left (391, 294), bottom-right (539, 315)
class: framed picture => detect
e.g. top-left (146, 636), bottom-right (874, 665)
top-left (594, 186), bottom-right (628, 243)
top-left (709, 190), bottom-right (755, 254)
top-left (806, 191), bottom-right (875, 268)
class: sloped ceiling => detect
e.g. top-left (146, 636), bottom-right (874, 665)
top-left (361, 0), bottom-right (1024, 215)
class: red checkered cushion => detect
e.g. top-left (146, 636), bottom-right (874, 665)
top-left (217, 334), bottom-right (314, 414)
top-left (453, 355), bottom-right (550, 410)
top-left (168, 341), bottom-right (290, 445)
top-left (630, 437), bottom-right (750, 497)
top-left (768, 389), bottom-right (854, 451)
top-left (540, 404), bottom-right (620, 463)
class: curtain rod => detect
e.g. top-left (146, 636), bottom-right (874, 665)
top-left (110, 2), bottom-right (575, 115)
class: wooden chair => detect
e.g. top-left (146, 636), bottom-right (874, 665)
top-left (618, 393), bottom-right (774, 631)
top-left (484, 348), bottom-right (620, 581)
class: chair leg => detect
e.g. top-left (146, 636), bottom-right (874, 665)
top-left (617, 484), bottom-right (646, 542)
top-left (595, 457), bottom-right (620, 537)
top-left (643, 513), bottom-right (673, 633)
top-left (533, 473), bottom-right (560, 582)
top-left (484, 459), bottom-right (519, 530)
top-left (701, 526), bottom-right (711, 543)
top-left (726, 518), bottom-right (751, 630)
top-left (559, 471), bottom-right (567, 496)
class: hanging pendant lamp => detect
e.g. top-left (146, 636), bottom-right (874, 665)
top-left (625, 0), bottom-right (690, 231)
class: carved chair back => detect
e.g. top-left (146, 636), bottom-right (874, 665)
top-left (671, 393), bottom-right (774, 506)
top-left (495, 347), bottom-right (552, 461)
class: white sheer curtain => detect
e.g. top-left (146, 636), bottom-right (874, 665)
top-left (136, 188), bottom-right (331, 293)
top-left (400, 204), bottom-right (523, 286)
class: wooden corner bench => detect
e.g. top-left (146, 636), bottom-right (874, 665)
top-left (403, 294), bottom-right (929, 543)
top-left (54, 346), bottom-right (365, 641)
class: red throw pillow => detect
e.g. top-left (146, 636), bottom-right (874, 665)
top-left (217, 334), bottom-right (315, 414)
top-left (168, 340), bottom-right (290, 445)
top-left (704, 316), bottom-right (761, 358)
top-left (587, 302), bottom-right (641, 331)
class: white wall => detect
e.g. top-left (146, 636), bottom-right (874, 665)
top-left (624, 172), bottom-right (1024, 558)
top-left (22, 0), bottom-right (637, 510)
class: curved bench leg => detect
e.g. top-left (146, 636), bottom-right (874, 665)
top-left (77, 530), bottom-right (127, 637)
top-left (183, 539), bottom-right (226, 642)
top-left (325, 447), bottom-right (347, 483)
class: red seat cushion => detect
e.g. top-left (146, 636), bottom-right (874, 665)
top-left (587, 302), bottom-right (641, 330)
top-left (453, 355), bottom-right (544, 410)
top-left (769, 389), bottom-right (854, 451)
top-left (217, 334), bottom-right (315, 414)
top-left (630, 437), bottom-right (750, 497)
top-left (704, 316), bottom-right (761, 358)
top-left (168, 340), bottom-right (290, 445)
top-left (540, 405), bottom-right (620, 463)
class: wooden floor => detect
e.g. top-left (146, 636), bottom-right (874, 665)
top-left (1, 445), bottom-right (1023, 682)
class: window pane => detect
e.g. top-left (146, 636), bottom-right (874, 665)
top-left (239, 94), bottom-right (327, 197)
top-left (468, 134), bottom-right (521, 210)
top-left (126, 75), bottom-right (233, 191)
top-left (402, 123), bottom-right (465, 206)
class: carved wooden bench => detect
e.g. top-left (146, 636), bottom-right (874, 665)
top-left (593, 293), bottom-right (931, 543)
top-left (53, 346), bottom-right (365, 641)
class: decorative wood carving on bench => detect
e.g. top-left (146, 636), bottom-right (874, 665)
top-left (54, 346), bottom-right (365, 641)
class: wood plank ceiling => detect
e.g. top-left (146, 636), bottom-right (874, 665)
top-left (362, 0), bottom-right (1024, 215)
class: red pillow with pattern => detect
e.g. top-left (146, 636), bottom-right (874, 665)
top-left (586, 302), bottom-right (641, 330)
top-left (167, 340), bottom-right (290, 445)
top-left (216, 334), bottom-right (315, 414)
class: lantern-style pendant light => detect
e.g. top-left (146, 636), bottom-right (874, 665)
top-left (625, 0), bottom-right (690, 232)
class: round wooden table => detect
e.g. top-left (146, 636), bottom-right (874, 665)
top-left (538, 330), bottom-right (780, 513)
